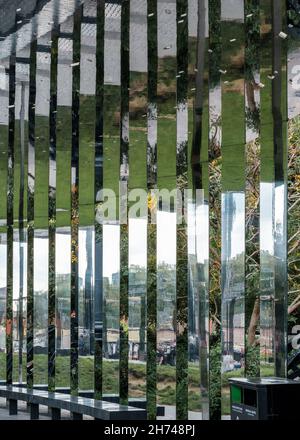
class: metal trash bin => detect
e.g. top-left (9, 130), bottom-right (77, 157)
top-left (229, 377), bottom-right (300, 420)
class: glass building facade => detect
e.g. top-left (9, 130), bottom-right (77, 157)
top-left (0, 0), bottom-right (299, 420)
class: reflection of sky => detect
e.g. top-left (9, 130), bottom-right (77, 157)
top-left (129, 219), bottom-right (147, 268)
top-left (260, 182), bottom-right (274, 254)
top-left (230, 194), bottom-right (244, 259)
top-left (222, 192), bottom-right (245, 259)
top-left (157, 211), bottom-right (176, 265)
top-left (0, 243), bottom-right (6, 288)
top-left (188, 201), bottom-right (209, 264)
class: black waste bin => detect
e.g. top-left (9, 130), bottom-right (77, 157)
top-left (229, 377), bottom-right (300, 420)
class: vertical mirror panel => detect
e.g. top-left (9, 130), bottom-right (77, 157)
top-left (221, 193), bottom-right (245, 414)
top-left (157, 210), bottom-right (176, 420)
top-left (208, 0), bottom-right (222, 420)
top-left (55, 231), bottom-right (71, 388)
top-left (0, 63), bottom-right (9, 380)
top-left (187, 198), bottom-right (200, 418)
top-left (259, 0), bottom-right (275, 377)
top-left (78, 0), bottom-right (96, 393)
top-left (272, 0), bottom-right (287, 378)
top-left (48, 28), bottom-right (58, 392)
top-left (157, 0), bottom-right (177, 420)
top-left (103, 224), bottom-right (120, 396)
top-left (78, 228), bottom-right (94, 391)
top-left (128, 0), bottom-right (148, 403)
top-left (34, 34), bottom-right (51, 387)
top-left (187, 0), bottom-right (209, 420)
top-left (33, 233), bottom-right (48, 385)
top-left (195, 196), bottom-right (210, 419)
top-left (94, 0), bottom-right (105, 400)
top-left (6, 57), bottom-right (15, 385)
top-left (128, 219), bottom-right (147, 399)
top-left (220, 1), bottom-right (245, 416)
top-left (27, 38), bottom-right (37, 388)
top-left (245, 0), bottom-right (260, 378)
top-left (287, 0), bottom-right (300, 380)
top-left (55, 16), bottom-right (73, 389)
top-left (146, 0), bottom-right (157, 420)
top-left (102, 1), bottom-right (122, 399)
top-left (176, 0), bottom-right (188, 421)
top-left (119, 0), bottom-right (130, 406)
top-left (260, 182), bottom-right (275, 371)
top-left (70, 6), bottom-right (82, 395)
top-left (13, 46), bottom-right (30, 384)
top-left (13, 236), bottom-right (27, 383)
top-left (0, 237), bottom-right (7, 379)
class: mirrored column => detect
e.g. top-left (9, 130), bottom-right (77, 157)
top-left (175, 0), bottom-right (189, 421)
top-left (0, 61), bottom-right (9, 381)
top-left (128, 0), bottom-right (148, 404)
top-left (26, 37), bottom-right (37, 389)
top-left (156, 0), bottom-right (177, 420)
top-left (70, 5), bottom-right (83, 395)
top-left (287, 0), bottom-right (300, 379)
top-left (48, 27), bottom-right (58, 392)
top-left (78, 0), bottom-right (96, 393)
top-left (55, 16), bottom-right (73, 390)
top-left (6, 56), bottom-right (16, 385)
top-left (119, 0), bottom-right (130, 406)
top-left (94, 0), bottom-right (105, 400)
top-left (102, 1), bottom-right (122, 398)
top-left (245, 0), bottom-right (260, 378)
top-left (188, 0), bottom-right (210, 419)
top-left (34, 33), bottom-right (51, 387)
top-left (220, 0), bottom-right (245, 416)
top-left (13, 44), bottom-right (30, 384)
top-left (272, 0), bottom-right (288, 377)
top-left (146, 0), bottom-right (158, 420)
top-left (208, 0), bottom-right (222, 420)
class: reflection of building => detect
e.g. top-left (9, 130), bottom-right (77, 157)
top-left (157, 264), bottom-right (176, 365)
top-left (0, 287), bottom-right (5, 321)
top-left (104, 273), bottom-right (119, 359)
top-left (129, 266), bottom-right (146, 360)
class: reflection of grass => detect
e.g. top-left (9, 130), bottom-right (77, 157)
top-left (0, 353), bottom-right (201, 410)
top-left (0, 353), bottom-right (274, 414)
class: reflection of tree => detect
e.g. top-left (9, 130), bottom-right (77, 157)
top-left (243, 117), bottom-right (300, 358)
top-left (288, 117), bottom-right (300, 324)
top-left (245, 0), bottom-right (260, 133)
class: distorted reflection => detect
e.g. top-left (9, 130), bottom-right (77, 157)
top-left (33, 233), bottom-right (48, 385)
top-left (102, 224), bottom-right (120, 394)
top-left (128, 218), bottom-right (147, 398)
top-left (157, 210), bottom-right (176, 418)
top-left (260, 182), bottom-right (275, 368)
top-left (221, 193), bottom-right (245, 375)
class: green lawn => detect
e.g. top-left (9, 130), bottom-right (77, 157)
top-left (0, 352), bottom-right (203, 411)
top-left (0, 351), bottom-right (276, 414)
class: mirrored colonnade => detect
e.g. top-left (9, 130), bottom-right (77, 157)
top-left (0, 0), bottom-right (299, 420)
